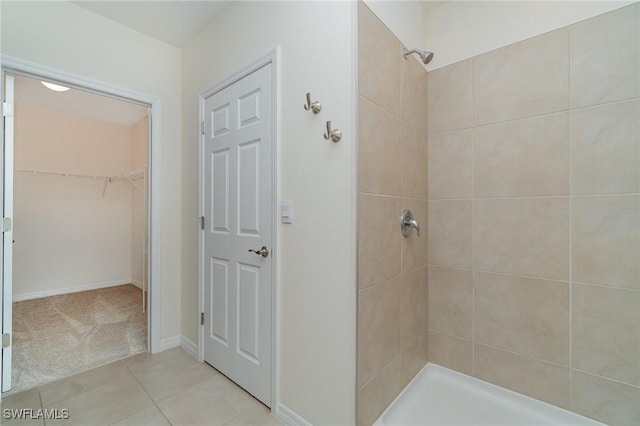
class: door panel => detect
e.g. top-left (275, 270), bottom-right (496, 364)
top-left (2, 73), bottom-right (15, 393)
top-left (203, 63), bottom-right (272, 406)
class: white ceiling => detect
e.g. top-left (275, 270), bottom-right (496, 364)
top-left (71, 0), bottom-right (231, 47)
top-left (15, 74), bottom-right (149, 126)
top-left (72, 1), bottom-right (445, 48)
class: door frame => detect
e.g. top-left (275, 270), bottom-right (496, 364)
top-left (198, 48), bottom-right (279, 409)
top-left (0, 55), bottom-right (162, 354)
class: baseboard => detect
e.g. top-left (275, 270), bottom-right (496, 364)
top-left (13, 278), bottom-right (132, 302)
top-left (130, 280), bottom-right (147, 291)
top-left (180, 336), bottom-right (198, 359)
top-left (275, 403), bottom-right (312, 426)
top-left (158, 335), bottom-right (181, 352)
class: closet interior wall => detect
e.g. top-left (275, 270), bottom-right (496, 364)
top-left (13, 100), bottom-right (147, 300)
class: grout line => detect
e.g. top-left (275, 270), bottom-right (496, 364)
top-left (428, 193), bottom-right (640, 202)
top-left (568, 31), bottom-right (574, 408)
top-left (470, 57), bottom-right (477, 375)
top-left (427, 96), bottom-right (640, 138)
top-left (359, 192), bottom-right (430, 201)
top-left (472, 341), bottom-right (570, 370)
top-left (571, 368), bottom-right (640, 390)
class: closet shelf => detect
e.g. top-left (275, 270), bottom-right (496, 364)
top-left (16, 166), bottom-right (147, 182)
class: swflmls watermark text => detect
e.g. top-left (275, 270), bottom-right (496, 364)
top-left (3, 408), bottom-right (70, 420)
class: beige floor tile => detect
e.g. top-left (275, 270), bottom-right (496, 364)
top-left (133, 351), bottom-right (221, 402)
top-left (224, 404), bottom-right (280, 426)
top-left (157, 375), bottom-right (263, 426)
top-left (39, 362), bottom-right (129, 406)
top-left (117, 347), bottom-right (186, 374)
top-left (4, 419), bottom-right (45, 426)
top-left (44, 374), bottom-right (153, 426)
top-left (110, 406), bottom-right (170, 426)
top-left (1, 388), bottom-right (42, 425)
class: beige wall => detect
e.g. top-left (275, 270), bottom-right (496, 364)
top-left (356, 3), bottom-right (428, 425)
top-left (13, 103), bottom-right (133, 298)
top-left (426, 4), bottom-right (640, 425)
top-left (181, 2), bottom-right (356, 423)
top-left (1, 1), bottom-right (182, 342)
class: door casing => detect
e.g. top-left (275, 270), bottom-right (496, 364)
top-left (0, 55), bottom-right (162, 361)
top-left (198, 48), bottom-right (279, 411)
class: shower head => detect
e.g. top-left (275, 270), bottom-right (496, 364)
top-left (403, 48), bottom-right (434, 65)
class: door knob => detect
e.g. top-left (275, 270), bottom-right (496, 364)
top-left (248, 246), bottom-right (269, 258)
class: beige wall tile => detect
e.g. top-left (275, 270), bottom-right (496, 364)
top-left (572, 283), bottom-right (640, 386)
top-left (571, 100), bottom-right (640, 195)
top-left (401, 334), bottom-right (428, 387)
top-left (358, 194), bottom-right (401, 289)
top-left (428, 266), bottom-right (473, 340)
top-left (474, 198), bottom-right (569, 280)
top-left (428, 129), bottom-right (473, 199)
top-left (427, 331), bottom-right (473, 375)
top-left (358, 1), bottom-right (402, 116)
top-left (359, 97), bottom-right (402, 196)
top-left (474, 112), bottom-right (570, 197)
top-left (427, 59), bottom-right (473, 134)
top-left (401, 198), bottom-right (428, 273)
top-left (401, 266), bottom-right (427, 350)
top-left (402, 56), bottom-right (428, 134)
top-left (428, 200), bottom-right (472, 268)
top-left (357, 356), bottom-right (403, 426)
top-left (474, 344), bottom-right (570, 409)
top-left (475, 272), bottom-right (569, 366)
top-left (357, 277), bottom-right (402, 388)
top-left (571, 370), bottom-right (640, 426)
top-left (401, 125), bottom-right (427, 199)
top-left (570, 3), bottom-right (640, 108)
top-left (572, 195), bottom-right (640, 289)
top-left (474, 30), bottom-right (569, 125)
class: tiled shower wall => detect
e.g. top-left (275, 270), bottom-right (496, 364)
top-left (356, 2), bottom-right (428, 425)
top-left (427, 4), bottom-right (640, 425)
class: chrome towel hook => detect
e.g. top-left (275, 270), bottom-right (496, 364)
top-left (323, 121), bottom-right (342, 143)
top-left (304, 92), bottom-right (322, 114)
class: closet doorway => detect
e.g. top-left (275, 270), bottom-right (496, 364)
top-left (8, 74), bottom-right (150, 393)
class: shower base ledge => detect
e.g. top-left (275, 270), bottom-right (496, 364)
top-left (374, 363), bottom-right (603, 426)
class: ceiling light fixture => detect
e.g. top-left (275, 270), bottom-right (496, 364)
top-left (41, 81), bottom-right (70, 92)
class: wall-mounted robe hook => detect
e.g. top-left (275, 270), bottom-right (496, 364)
top-left (304, 92), bottom-right (322, 114)
top-left (323, 121), bottom-right (342, 143)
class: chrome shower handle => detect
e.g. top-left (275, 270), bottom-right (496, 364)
top-left (400, 209), bottom-right (421, 237)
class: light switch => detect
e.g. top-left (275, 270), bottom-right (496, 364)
top-left (281, 199), bottom-right (293, 224)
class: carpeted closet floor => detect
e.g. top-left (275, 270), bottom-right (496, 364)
top-left (10, 284), bottom-right (146, 394)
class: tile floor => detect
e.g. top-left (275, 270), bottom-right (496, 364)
top-left (1, 348), bottom-right (281, 426)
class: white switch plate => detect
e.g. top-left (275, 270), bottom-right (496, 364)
top-left (281, 199), bottom-right (293, 224)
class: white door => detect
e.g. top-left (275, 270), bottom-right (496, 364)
top-left (202, 63), bottom-right (273, 406)
top-left (1, 73), bottom-right (14, 393)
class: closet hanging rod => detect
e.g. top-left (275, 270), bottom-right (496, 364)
top-left (15, 169), bottom-right (111, 180)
